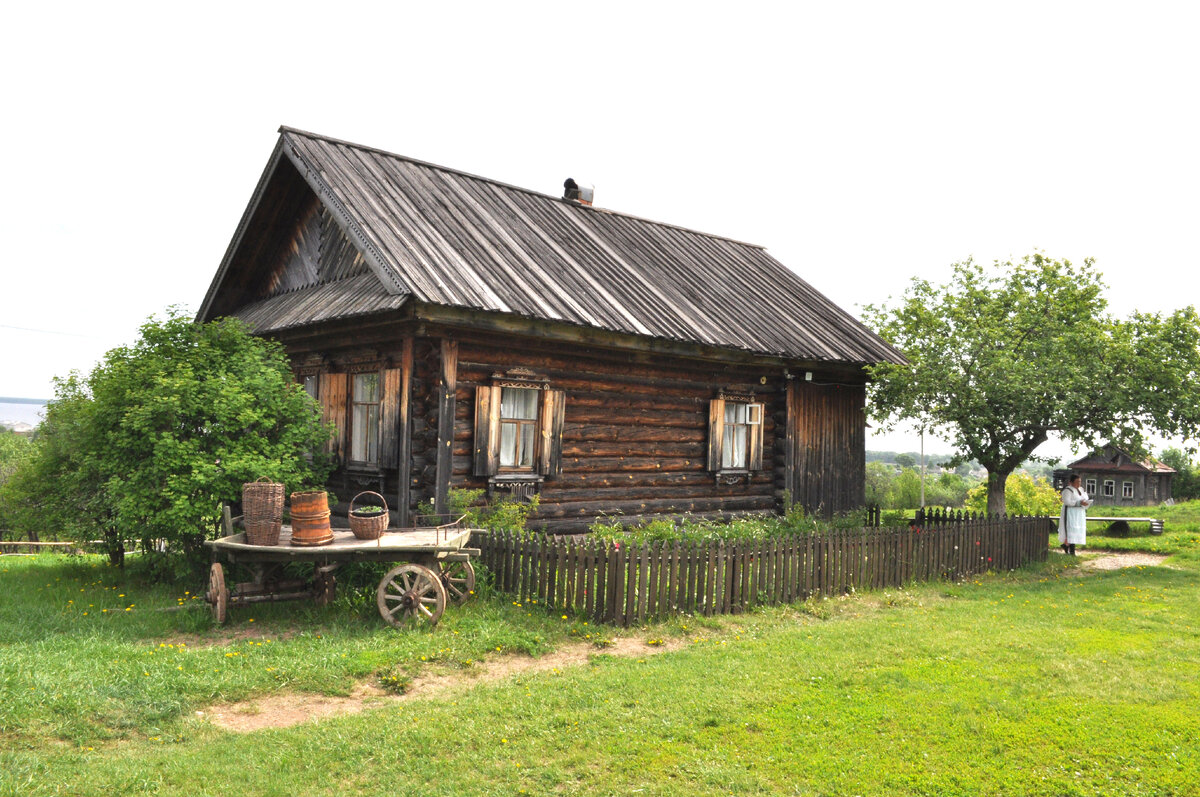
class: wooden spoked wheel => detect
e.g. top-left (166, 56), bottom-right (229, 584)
top-left (439, 560), bottom-right (476, 604)
top-left (207, 563), bottom-right (229, 624)
top-left (376, 564), bottom-right (447, 627)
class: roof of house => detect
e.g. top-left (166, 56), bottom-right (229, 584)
top-left (1068, 445), bottom-right (1176, 475)
top-left (199, 127), bottom-right (905, 366)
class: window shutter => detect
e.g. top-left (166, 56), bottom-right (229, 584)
top-left (747, 402), bottom-right (764, 471)
top-left (473, 386), bottom-right (500, 476)
top-left (319, 372), bottom-right (347, 461)
top-left (538, 388), bottom-right (566, 477)
top-left (379, 367), bottom-right (402, 468)
top-left (707, 397), bottom-right (725, 471)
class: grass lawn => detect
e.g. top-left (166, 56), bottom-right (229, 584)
top-left (3, 506), bottom-right (1199, 796)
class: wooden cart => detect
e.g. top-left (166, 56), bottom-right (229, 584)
top-left (203, 507), bottom-right (480, 627)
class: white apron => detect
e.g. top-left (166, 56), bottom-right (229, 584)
top-left (1057, 486), bottom-right (1089, 545)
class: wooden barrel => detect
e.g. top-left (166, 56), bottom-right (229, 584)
top-left (290, 490), bottom-right (329, 516)
top-left (290, 491), bottom-right (333, 547)
top-left (291, 511), bottom-right (333, 546)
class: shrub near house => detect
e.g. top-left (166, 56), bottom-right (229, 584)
top-left (964, 472), bottom-right (1060, 516)
top-left (0, 312), bottom-right (332, 575)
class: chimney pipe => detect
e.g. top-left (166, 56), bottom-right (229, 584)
top-left (563, 178), bottom-right (594, 206)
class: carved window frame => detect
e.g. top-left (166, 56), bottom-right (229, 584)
top-left (708, 390), bottom-right (765, 485)
top-left (473, 369), bottom-right (565, 497)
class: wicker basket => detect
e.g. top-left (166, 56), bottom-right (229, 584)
top-left (242, 478), bottom-right (284, 546)
top-left (349, 491), bottom-right (390, 540)
top-left (244, 518), bottom-right (282, 546)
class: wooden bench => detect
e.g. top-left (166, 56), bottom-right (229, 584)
top-left (1084, 516), bottom-right (1164, 535)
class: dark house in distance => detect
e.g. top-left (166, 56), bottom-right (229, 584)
top-left (198, 127), bottom-right (905, 531)
top-left (1054, 445), bottom-right (1175, 506)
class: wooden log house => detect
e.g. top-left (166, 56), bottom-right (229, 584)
top-left (198, 127), bottom-right (906, 532)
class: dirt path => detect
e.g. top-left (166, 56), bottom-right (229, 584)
top-left (204, 635), bottom-right (683, 733)
top-left (1075, 550), bottom-right (1171, 571)
top-left (1051, 548), bottom-right (1171, 572)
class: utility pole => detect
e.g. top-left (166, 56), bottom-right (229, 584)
top-left (920, 428), bottom-right (926, 509)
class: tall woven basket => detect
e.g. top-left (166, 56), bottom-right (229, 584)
top-left (242, 478), bottom-right (284, 546)
top-left (349, 491), bottom-right (390, 540)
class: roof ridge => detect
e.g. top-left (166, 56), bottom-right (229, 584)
top-left (277, 125), bottom-right (767, 251)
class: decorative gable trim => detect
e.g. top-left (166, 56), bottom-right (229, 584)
top-left (280, 133), bottom-right (410, 297)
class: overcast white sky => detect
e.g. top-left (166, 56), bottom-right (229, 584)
top-left (2, 1), bottom-right (1198, 461)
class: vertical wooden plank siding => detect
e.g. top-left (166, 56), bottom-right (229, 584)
top-left (434, 339), bottom-right (458, 515)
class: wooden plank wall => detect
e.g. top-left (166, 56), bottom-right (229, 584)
top-left (789, 380), bottom-right (866, 515)
top-left (475, 516), bottom-right (1053, 626)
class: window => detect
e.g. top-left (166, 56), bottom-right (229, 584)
top-left (499, 387), bottom-right (539, 471)
top-left (708, 395), bottom-right (764, 474)
top-left (722, 402), bottom-right (762, 469)
top-left (1085, 478), bottom-right (1096, 494)
top-left (1103, 479), bottom-right (1115, 497)
top-left (302, 374), bottom-right (319, 400)
top-left (1122, 481), bottom-right (1134, 498)
top-left (474, 379), bottom-right (565, 479)
top-left (350, 372), bottom-right (381, 465)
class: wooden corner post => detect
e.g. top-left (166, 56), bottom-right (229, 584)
top-left (435, 338), bottom-right (458, 516)
top-left (396, 336), bottom-right (414, 528)
top-left (785, 379), bottom-right (798, 509)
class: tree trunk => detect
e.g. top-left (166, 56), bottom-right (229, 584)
top-left (103, 528), bottom-right (124, 567)
top-left (986, 469), bottom-right (1011, 516)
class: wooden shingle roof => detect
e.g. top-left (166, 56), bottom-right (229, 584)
top-left (199, 127), bottom-right (904, 366)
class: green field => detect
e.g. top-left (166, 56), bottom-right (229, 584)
top-left (3, 504), bottom-right (1199, 796)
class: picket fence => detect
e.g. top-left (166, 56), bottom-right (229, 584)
top-left (473, 516), bottom-right (1052, 626)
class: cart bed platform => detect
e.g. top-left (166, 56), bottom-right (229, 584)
top-left (206, 526), bottom-right (478, 562)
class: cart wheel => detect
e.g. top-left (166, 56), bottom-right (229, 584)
top-left (314, 568), bottom-right (336, 607)
top-left (439, 560), bottom-right (476, 604)
top-left (207, 563), bottom-right (228, 624)
top-left (377, 564), bottom-right (447, 627)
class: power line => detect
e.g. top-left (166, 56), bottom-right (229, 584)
top-left (0, 324), bottom-right (95, 339)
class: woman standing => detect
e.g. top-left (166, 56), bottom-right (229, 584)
top-left (1058, 474), bottom-right (1091, 555)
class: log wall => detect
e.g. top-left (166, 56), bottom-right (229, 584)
top-left (280, 322), bottom-right (868, 531)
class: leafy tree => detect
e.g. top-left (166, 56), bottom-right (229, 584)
top-left (0, 428), bottom-right (33, 539)
top-left (1159, 447), bottom-right (1200, 502)
top-left (0, 311), bottom-right (332, 576)
top-left (866, 254), bottom-right (1200, 514)
top-left (964, 472), bottom-right (1061, 516)
top-left (893, 453), bottom-right (917, 469)
top-left (925, 472), bottom-right (972, 508)
top-left (864, 461), bottom-right (893, 507)
top-left (888, 468), bottom-right (923, 508)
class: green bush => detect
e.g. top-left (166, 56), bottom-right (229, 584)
top-left (588, 496), bottom-right (874, 545)
top-left (0, 428), bottom-right (33, 539)
top-left (0, 310), bottom-right (332, 577)
top-left (964, 471), bottom-right (1060, 516)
